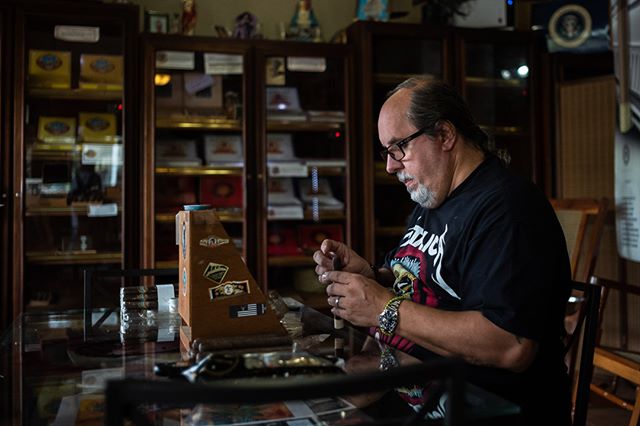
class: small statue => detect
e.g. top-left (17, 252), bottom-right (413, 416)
top-left (288, 0), bottom-right (322, 42)
top-left (181, 0), bottom-right (197, 35)
top-left (232, 12), bottom-right (259, 39)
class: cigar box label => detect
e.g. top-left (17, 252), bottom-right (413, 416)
top-left (209, 280), bottom-right (249, 301)
top-left (199, 235), bottom-right (229, 248)
top-left (203, 262), bottom-right (229, 284)
top-left (229, 303), bottom-right (266, 318)
top-left (182, 268), bottom-right (187, 296)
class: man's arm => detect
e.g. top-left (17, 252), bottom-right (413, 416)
top-left (396, 302), bottom-right (538, 372)
top-left (324, 271), bottom-right (538, 373)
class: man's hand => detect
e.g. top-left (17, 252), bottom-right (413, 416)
top-left (323, 270), bottom-right (392, 328)
top-left (313, 239), bottom-right (373, 284)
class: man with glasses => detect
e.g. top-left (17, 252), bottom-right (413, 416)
top-left (313, 77), bottom-right (571, 424)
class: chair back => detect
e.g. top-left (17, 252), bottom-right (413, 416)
top-left (550, 198), bottom-right (608, 284)
top-left (565, 277), bottom-right (602, 426)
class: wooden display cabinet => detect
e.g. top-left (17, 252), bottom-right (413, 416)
top-left (347, 21), bottom-right (453, 264)
top-left (255, 40), bottom-right (354, 310)
top-left (10, 1), bottom-right (139, 314)
top-left (140, 34), bottom-right (252, 275)
top-left (347, 21), bottom-right (544, 265)
top-left (141, 36), bottom-right (354, 310)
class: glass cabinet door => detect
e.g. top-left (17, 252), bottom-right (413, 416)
top-left (348, 22), bottom-right (451, 264)
top-left (459, 32), bottom-right (538, 183)
top-left (257, 44), bottom-right (352, 309)
top-left (13, 3), bottom-right (137, 312)
top-left (141, 37), bottom-right (251, 270)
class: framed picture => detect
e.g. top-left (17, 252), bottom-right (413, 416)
top-left (146, 11), bottom-right (169, 34)
top-left (356, 0), bottom-right (390, 22)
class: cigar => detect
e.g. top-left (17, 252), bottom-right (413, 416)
top-left (332, 255), bottom-right (345, 330)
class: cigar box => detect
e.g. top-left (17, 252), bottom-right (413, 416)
top-left (37, 116), bottom-right (76, 143)
top-left (177, 208), bottom-right (287, 340)
top-left (28, 50), bottom-right (71, 89)
top-left (79, 54), bottom-right (124, 91)
top-left (78, 113), bottom-right (118, 143)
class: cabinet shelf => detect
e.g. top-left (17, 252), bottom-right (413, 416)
top-left (155, 166), bottom-right (243, 176)
top-left (374, 73), bottom-right (436, 86)
top-left (25, 205), bottom-right (121, 216)
top-left (268, 256), bottom-right (315, 267)
top-left (479, 125), bottom-right (525, 136)
top-left (465, 76), bottom-right (526, 88)
top-left (155, 260), bottom-right (178, 269)
top-left (27, 87), bottom-right (123, 101)
top-left (156, 115), bottom-right (241, 130)
top-left (267, 120), bottom-right (342, 132)
top-left (25, 251), bottom-right (122, 265)
top-left (155, 211), bottom-right (243, 223)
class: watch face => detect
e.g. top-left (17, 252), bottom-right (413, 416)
top-left (378, 305), bottom-right (399, 335)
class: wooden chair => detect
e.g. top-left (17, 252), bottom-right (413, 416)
top-left (550, 198), bottom-right (608, 423)
top-left (589, 276), bottom-right (640, 426)
top-left (567, 277), bottom-right (603, 426)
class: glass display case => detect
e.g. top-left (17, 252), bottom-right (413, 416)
top-left (141, 35), bottom-right (251, 271)
top-left (141, 37), bottom-right (353, 310)
top-left (456, 29), bottom-right (543, 187)
top-left (347, 21), bottom-right (452, 264)
top-left (11, 1), bottom-right (138, 313)
top-left (256, 42), bottom-right (353, 309)
top-left (348, 22), bottom-right (544, 266)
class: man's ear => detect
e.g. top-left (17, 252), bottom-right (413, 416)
top-left (437, 120), bottom-right (457, 151)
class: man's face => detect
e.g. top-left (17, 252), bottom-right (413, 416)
top-left (377, 89), bottom-right (452, 209)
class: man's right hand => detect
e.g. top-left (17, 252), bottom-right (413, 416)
top-left (313, 239), bottom-right (373, 284)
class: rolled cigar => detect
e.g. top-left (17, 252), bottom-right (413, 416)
top-left (332, 255), bottom-right (344, 330)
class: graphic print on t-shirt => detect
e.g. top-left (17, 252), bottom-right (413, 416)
top-left (398, 223), bottom-right (459, 300)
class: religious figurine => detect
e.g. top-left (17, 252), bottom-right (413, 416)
top-left (181, 0), bottom-right (197, 36)
top-left (232, 12), bottom-right (260, 39)
top-left (288, 0), bottom-right (322, 42)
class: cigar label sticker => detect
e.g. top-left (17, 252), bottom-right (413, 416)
top-left (229, 303), bottom-right (266, 318)
top-left (209, 280), bottom-right (249, 301)
top-left (203, 262), bottom-right (229, 284)
top-left (182, 267), bottom-right (188, 296)
top-left (199, 235), bottom-right (229, 248)
top-left (181, 221), bottom-right (187, 259)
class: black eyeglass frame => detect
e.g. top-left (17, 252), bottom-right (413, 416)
top-left (379, 128), bottom-right (425, 161)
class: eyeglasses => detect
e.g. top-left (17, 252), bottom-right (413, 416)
top-left (379, 128), bottom-right (425, 162)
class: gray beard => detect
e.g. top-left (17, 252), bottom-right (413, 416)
top-left (397, 171), bottom-right (436, 208)
top-left (410, 182), bottom-right (436, 208)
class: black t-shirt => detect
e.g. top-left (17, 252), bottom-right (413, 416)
top-left (378, 156), bottom-right (572, 424)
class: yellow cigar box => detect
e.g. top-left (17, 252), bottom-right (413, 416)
top-left (79, 54), bottom-right (124, 91)
top-left (28, 50), bottom-right (71, 89)
top-left (37, 116), bottom-right (76, 143)
top-left (78, 112), bottom-right (118, 143)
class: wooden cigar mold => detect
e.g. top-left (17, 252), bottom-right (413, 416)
top-left (177, 209), bottom-right (287, 348)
